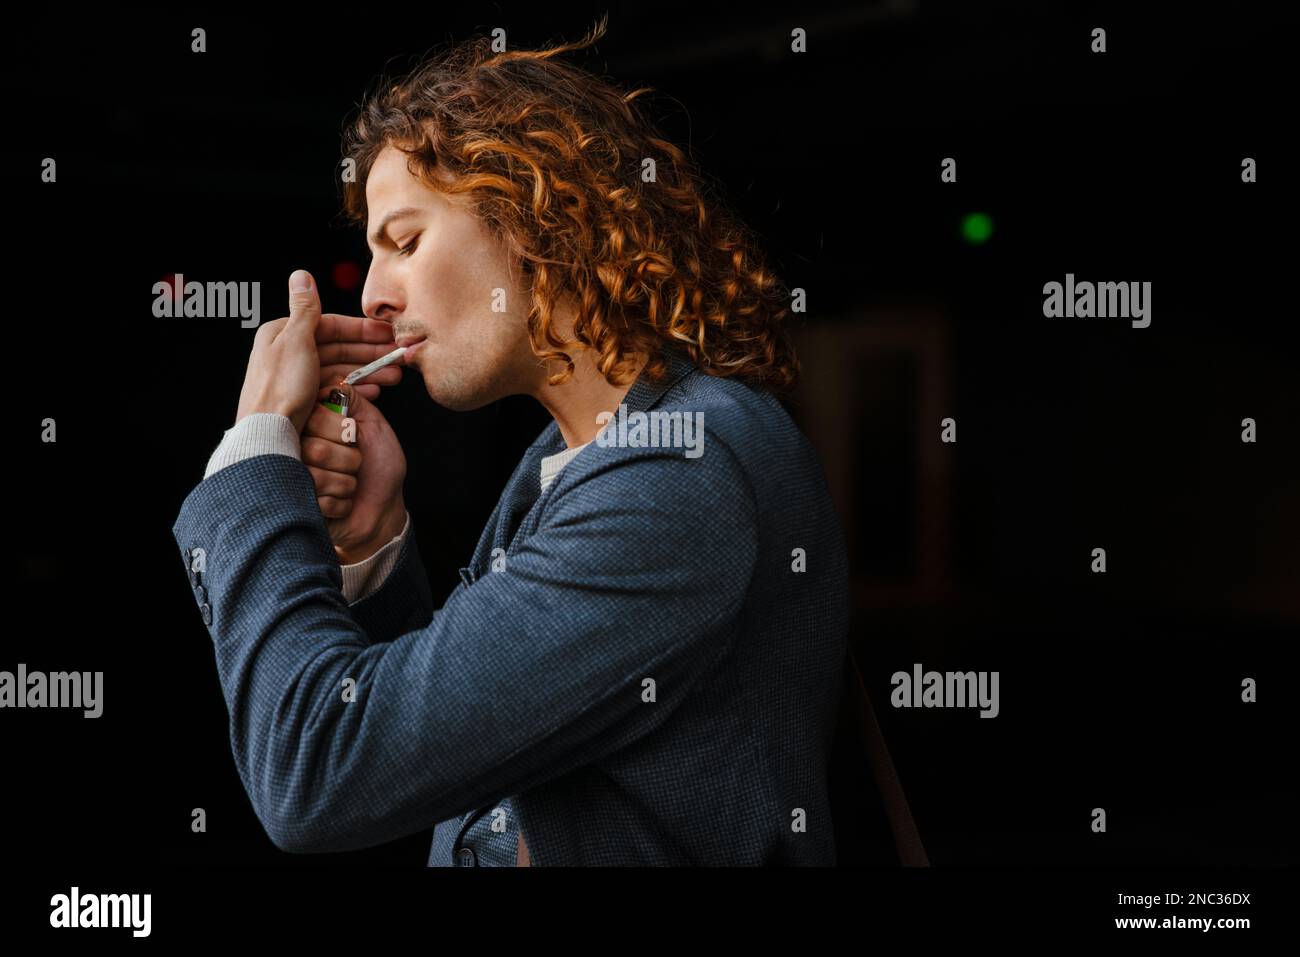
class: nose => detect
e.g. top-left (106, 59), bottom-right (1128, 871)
top-left (360, 262), bottom-right (404, 324)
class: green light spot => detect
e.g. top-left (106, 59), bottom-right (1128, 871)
top-left (961, 212), bottom-right (994, 245)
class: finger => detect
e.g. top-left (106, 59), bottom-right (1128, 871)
top-left (316, 313), bottom-right (395, 347)
top-left (318, 495), bottom-right (354, 520)
top-left (319, 362), bottom-right (401, 388)
top-left (307, 465), bottom-right (358, 499)
top-left (305, 401), bottom-right (353, 439)
top-left (305, 402), bottom-right (360, 449)
top-left (287, 270), bottom-right (322, 337)
top-left (301, 434), bottom-right (363, 473)
top-left (316, 379), bottom-right (386, 403)
top-left (318, 340), bottom-right (401, 368)
top-left (318, 383), bottom-right (377, 402)
top-left (253, 316), bottom-right (289, 346)
top-left (344, 386), bottom-right (379, 421)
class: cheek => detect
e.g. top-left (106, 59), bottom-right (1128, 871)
top-left (424, 224), bottom-right (484, 295)
top-left (408, 245), bottom-right (468, 330)
top-left (419, 205), bottom-right (521, 328)
top-left (445, 253), bottom-right (516, 329)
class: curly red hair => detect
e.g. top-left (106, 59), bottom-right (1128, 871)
top-left (340, 15), bottom-right (800, 393)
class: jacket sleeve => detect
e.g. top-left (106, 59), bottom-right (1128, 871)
top-left (339, 510), bottom-right (411, 605)
top-left (171, 443), bottom-right (758, 854)
top-left (345, 515), bottom-right (437, 642)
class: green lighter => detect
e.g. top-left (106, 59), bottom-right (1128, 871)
top-left (320, 382), bottom-right (357, 445)
top-left (321, 385), bottom-right (350, 417)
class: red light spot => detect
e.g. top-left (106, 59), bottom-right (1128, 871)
top-left (160, 273), bottom-right (182, 302)
top-left (332, 261), bottom-right (362, 291)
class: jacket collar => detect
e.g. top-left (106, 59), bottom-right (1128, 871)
top-left (529, 344), bottom-right (697, 454)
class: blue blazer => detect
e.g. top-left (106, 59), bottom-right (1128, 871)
top-left (173, 346), bottom-right (851, 865)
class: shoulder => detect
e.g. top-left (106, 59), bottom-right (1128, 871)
top-left (546, 389), bottom-right (771, 529)
top-left (575, 372), bottom-right (773, 476)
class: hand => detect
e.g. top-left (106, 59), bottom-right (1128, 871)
top-left (302, 382), bottom-right (409, 565)
top-left (315, 311), bottom-right (403, 402)
top-left (236, 270), bottom-right (324, 433)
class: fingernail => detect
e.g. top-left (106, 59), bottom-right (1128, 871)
top-left (290, 269), bottom-right (312, 292)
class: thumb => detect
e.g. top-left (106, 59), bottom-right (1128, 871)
top-left (347, 389), bottom-right (391, 437)
top-left (346, 386), bottom-right (377, 423)
top-left (287, 269), bottom-right (322, 335)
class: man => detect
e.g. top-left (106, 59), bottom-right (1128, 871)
top-left (173, 19), bottom-right (851, 866)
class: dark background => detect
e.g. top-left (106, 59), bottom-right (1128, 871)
top-left (9, 0), bottom-right (1296, 876)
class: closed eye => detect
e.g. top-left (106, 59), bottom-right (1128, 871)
top-left (397, 235), bottom-right (420, 257)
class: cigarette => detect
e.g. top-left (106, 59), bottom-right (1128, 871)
top-left (342, 345), bottom-right (407, 385)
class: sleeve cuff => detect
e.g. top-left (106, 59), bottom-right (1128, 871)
top-left (341, 510), bottom-right (411, 605)
top-left (204, 413), bottom-right (301, 480)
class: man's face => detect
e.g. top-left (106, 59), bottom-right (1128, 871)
top-left (361, 144), bottom-right (536, 410)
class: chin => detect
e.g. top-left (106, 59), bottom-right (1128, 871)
top-left (419, 369), bottom-right (494, 412)
top-left (429, 390), bottom-right (487, 412)
top-left (413, 345), bottom-right (515, 411)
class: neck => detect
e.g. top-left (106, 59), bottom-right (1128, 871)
top-left (532, 348), bottom-right (649, 448)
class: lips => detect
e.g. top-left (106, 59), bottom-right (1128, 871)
top-left (399, 335), bottom-right (427, 363)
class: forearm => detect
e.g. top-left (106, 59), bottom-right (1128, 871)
top-left (172, 442), bottom-right (755, 855)
top-left (338, 509), bottom-right (409, 601)
top-left (204, 412), bottom-right (300, 479)
top-left (175, 455), bottom-right (433, 851)
top-left (202, 411), bottom-right (408, 604)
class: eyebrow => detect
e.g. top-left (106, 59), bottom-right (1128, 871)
top-left (367, 206), bottom-right (424, 250)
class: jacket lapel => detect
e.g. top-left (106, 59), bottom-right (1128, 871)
top-left (450, 343), bottom-right (698, 851)
top-left (459, 344), bottom-right (697, 587)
